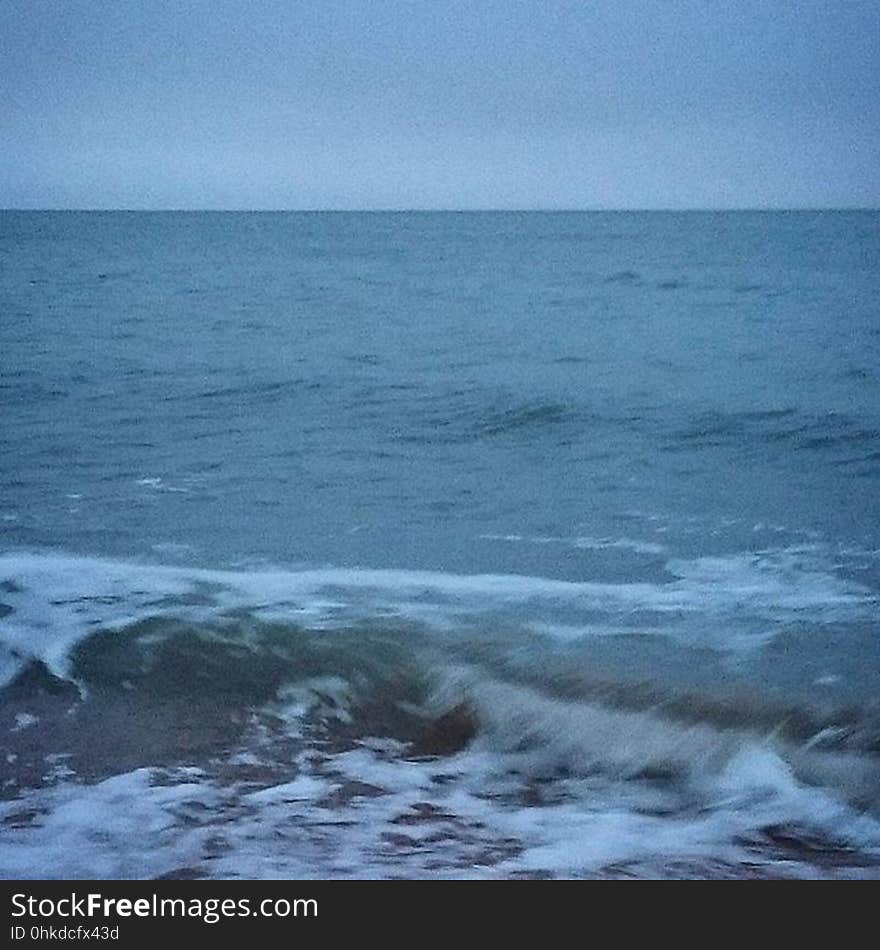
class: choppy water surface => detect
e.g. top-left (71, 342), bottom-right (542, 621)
top-left (1, 211), bottom-right (879, 878)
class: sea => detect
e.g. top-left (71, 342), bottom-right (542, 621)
top-left (1, 210), bottom-right (879, 879)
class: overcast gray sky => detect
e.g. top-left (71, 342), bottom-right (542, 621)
top-left (1, 0), bottom-right (878, 209)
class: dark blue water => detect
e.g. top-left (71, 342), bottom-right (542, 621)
top-left (1, 211), bottom-right (879, 878)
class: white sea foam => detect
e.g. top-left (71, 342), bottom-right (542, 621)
top-left (2, 706), bottom-right (878, 880)
top-left (11, 712), bottom-right (38, 731)
top-left (480, 532), bottom-right (667, 555)
top-left (2, 634), bottom-right (878, 879)
top-left (0, 769), bottom-right (219, 879)
top-left (0, 547), bottom-right (875, 684)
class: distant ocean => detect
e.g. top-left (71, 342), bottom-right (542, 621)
top-left (1, 210), bottom-right (879, 879)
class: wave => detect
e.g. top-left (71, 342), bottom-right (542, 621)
top-left (392, 396), bottom-right (582, 445)
top-left (3, 618), bottom-right (879, 879)
top-left (667, 409), bottom-right (880, 469)
top-left (1, 549), bottom-right (878, 878)
top-left (1, 548), bottom-right (876, 684)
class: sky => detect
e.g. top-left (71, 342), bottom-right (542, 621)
top-left (1, 0), bottom-right (878, 209)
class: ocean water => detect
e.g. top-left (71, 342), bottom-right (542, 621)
top-left (1, 210), bottom-right (879, 879)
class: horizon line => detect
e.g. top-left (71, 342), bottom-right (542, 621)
top-left (1, 206), bottom-right (878, 214)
